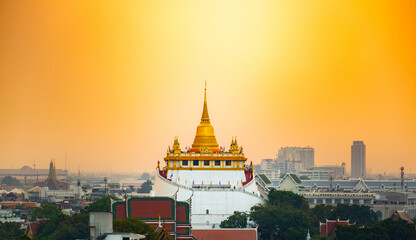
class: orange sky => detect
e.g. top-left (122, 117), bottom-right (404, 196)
top-left (1, 1), bottom-right (415, 174)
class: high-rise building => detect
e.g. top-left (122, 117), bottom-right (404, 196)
top-left (351, 141), bottom-right (366, 179)
top-left (276, 146), bottom-right (315, 172)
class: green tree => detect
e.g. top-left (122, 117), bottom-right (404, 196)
top-left (328, 204), bottom-right (378, 225)
top-left (0, 222), bottom-right (24, 240)
top-left (311, 204), bottom-right (335, 223)
top-left (82, 195), bottom-right (118, 213)
top-left (34, 196), bottom-right (116, 240)
top-left (375, 218), bottom-right (416, 240)
top-left (35, 213), bottom-right (89, 240)
top-left (19, 235), bottom-right (31, 240)
top-left (334, 224), bottom-right (372, 240)
top-left (1, 176), bottom-right (21, 186)
top-left (250, 204), bottom-right (313, 240)
top-left (220, 211), bottom-right (248, 228)
top-left (268, 189), bottom-right (309, 211)
top-left (139, 172), bottom-right (151, 180)
top-left (248, 189), bottom-right (314, 240)
top-left (30, 205), bottom-right (62, 222)
top-left (335, 218), bottom-right (416, 240)
top-left (47, 213), bottom-right (89, 240)
top-left (137, 180), bottom-right (153, 193)
top-left (113, 217), bottom-right (158, 240)
top-left (35, 213), bottom-right (66, 239)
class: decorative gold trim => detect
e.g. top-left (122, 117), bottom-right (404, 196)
top-left (164, 156), bottom-right (247, 161)
top-left (165, 167), bottom-right (245, 171)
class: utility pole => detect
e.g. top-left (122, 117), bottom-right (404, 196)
top-left (400, 167), bottom-right (405, 191)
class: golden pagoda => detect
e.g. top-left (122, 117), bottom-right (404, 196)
top-left (154, 84), bottom-right (262, 230)
top-left (190, 82), bottom-right (220, 153)
top-left (162, 83), bottom-right (249, 171)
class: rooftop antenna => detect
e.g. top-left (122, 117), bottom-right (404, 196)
top-left (400, 167), bottom-right (404, 191)
top-left (64, 150), bottom-right (67, 172)
top-left (77, 166), bottom-right (81, 187)
top-left (33, 158), bottom-right (36, 184)
top-left (329, 172), bottom-right (333, 191)
top-left (104, 177), bottom-right (108, 196)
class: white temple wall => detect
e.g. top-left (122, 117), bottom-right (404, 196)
top-left (166, 170), bottom-right (247, 188)
top-left (154, 172), bottom-right (264, 229)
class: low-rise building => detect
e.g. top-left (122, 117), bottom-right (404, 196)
top-left (320, 219), bottom-right (351, 237)
top-left (299, 164), bottom-right (346, 180)
top-left (271, 174), bottom-right (416, 220)
top-left (112, 196), bottom-right (193, 240)
top-left (37, 185), bottom-right (82, 203)
top-left (277, 173), bottom-right (304, 193)
top-left (301, 192), bottom-right (375, 205)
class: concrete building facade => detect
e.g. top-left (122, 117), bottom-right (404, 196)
top-left (277, 147), bottom-right (314, 172)
top-left (351, 141), bottom-right (366, 179)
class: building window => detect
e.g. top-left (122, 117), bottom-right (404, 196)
top-left (206, 209), bottom-right (209, 214)
top-left (226, 160), bottom-right (231, 166)
top-left (182, 160), bottom-right (188, 166)
top-left (193, 160), bottom-right (199, 166)
top-left (215, 160), bottom-right (221, 166)
top-left (204, 160), bottom-right (210, 166)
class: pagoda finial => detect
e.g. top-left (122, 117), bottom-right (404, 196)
top-left (201, 81), bottom-right (210, 123)
top-left (230, 137), bottom-right (239, 153)
top-left (173, 136), bottom-right (181, 154)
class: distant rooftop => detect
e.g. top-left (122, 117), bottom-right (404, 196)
top-left (0, 166), bottom-right (67, 176)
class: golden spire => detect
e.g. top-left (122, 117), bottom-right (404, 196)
top-left (190, 82), bottom-right (220, 152)
top-left (201, 81), bottom-right (210, 123)
top-left (230, 136), bottom-right (239, 153)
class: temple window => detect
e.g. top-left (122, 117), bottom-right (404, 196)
top-left (204, 160), bottom-right (209, 166)
top-left (226, 160), bottom-right (231, 166)
top-left (215, 160), bottom-right (221, 166)
top-left (193, 160), bottom-right (199, 166)
top-left (182, 160), bottom-right (188, 166)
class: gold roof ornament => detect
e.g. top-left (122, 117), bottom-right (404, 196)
top-left (190, 82), bottom-right (220, 153)
top-left (230, 136), bottom-right (240, 154)
top-left (172, 136), bottom-right (181, 154)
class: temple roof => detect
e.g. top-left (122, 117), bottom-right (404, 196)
top-left (190, 83), bottom-right (220, 153)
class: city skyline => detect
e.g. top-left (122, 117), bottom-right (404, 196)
top-left (1, 1), bottom-right (415, 173)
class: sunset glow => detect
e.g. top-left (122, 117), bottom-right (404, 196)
top-left (1, 1), bottom-right (415, 174)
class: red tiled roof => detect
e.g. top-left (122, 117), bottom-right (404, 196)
top-left (391, 210), bottom-right (414, 223)
top-left (29, 222), bottom-right (39, 235)
top-left (320, 219), bottom-right (350, 236)
top-left (192, 229), bottom-right (257, 240)
top-left (1, 202), bottom-right (37, 209)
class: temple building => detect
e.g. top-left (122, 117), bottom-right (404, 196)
top-left (153, 85), bottom-right (265, 229)
top-left (34, 160), bottom-right (69, 190)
